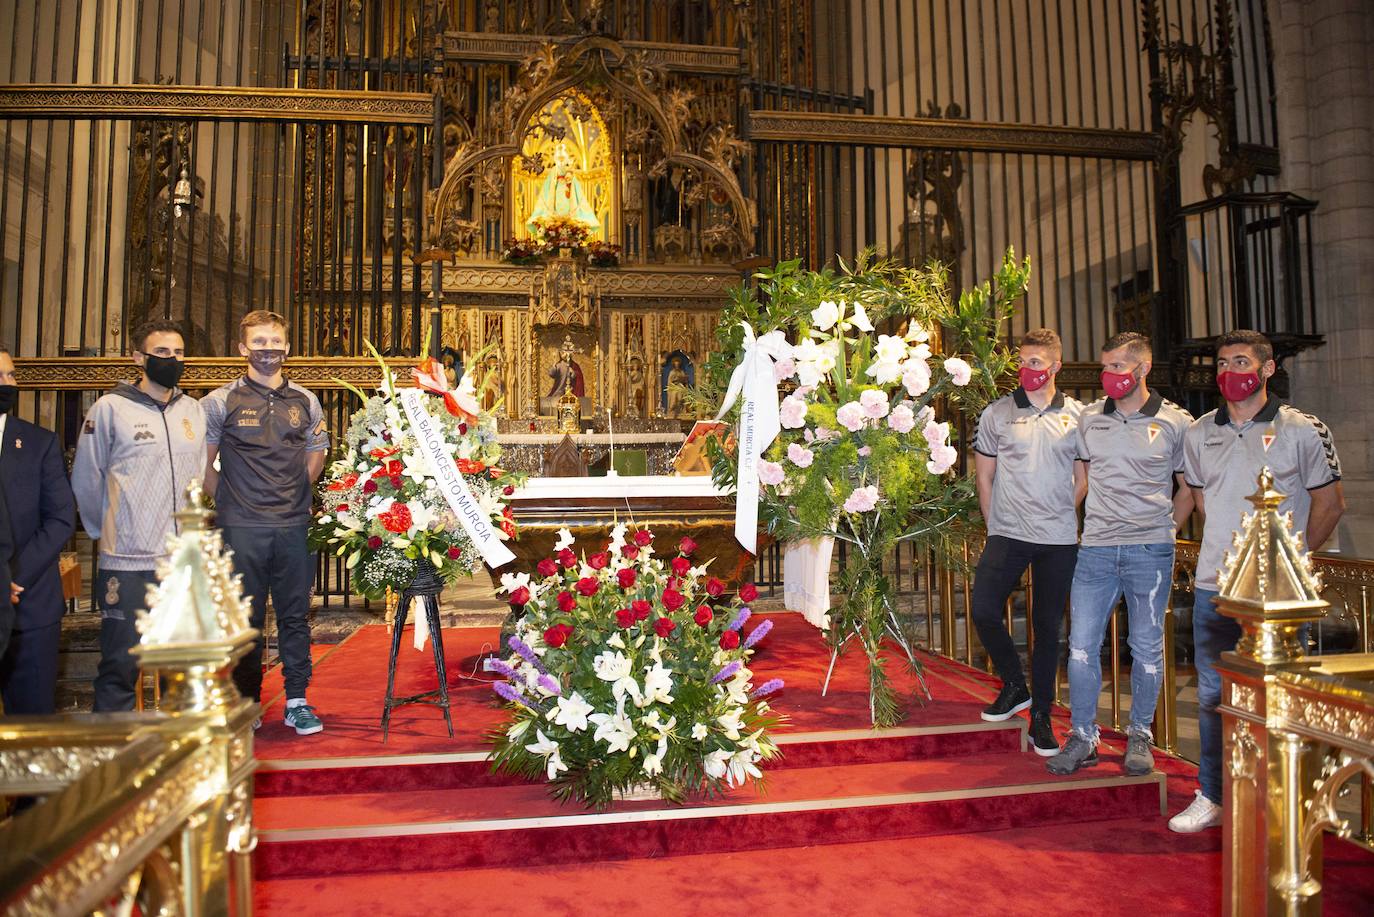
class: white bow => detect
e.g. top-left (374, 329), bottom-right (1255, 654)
top-left (715, 324), bottom-right (791, 553)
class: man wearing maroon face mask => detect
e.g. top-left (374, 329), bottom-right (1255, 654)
top-left (970, 328), bottom-right (1086, 757)
top-left (1168, 329), bottom-right (1344, 833)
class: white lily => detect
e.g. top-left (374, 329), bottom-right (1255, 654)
top-left (641, 663), bottom-right (675, 707)
top-left (525, 728), bottom-right (559, 757)
top-left (643, 709), bottom-right (677, 739)
top-left (810, 299), bottom-right (842, 331)
top-left (717, 708), bottom-right (745, 740)
top-left (691, 723), bottom-right (709, 741)
top-left (407, 500), bottom-right (437, 533)
top-left (726, 748), bottom-right (763, 787)
top-left (606, 632), bottom-right (626, 650)
top-left (642, 735), bottom-right (669, 777)
top-left (499, 571), bottom-right (533, 596)
top-left (506, 719), bottom-right (531, 741)
top-left (401, 451), bottom-right (431, 485)
top-left (549, 691), bottom-right (594, 733)
top-left (703, 749), bottom-right (732, 780)
top-left (589, 710), bottom-right (636, 753)
top-left (545, 747), bottom-right (568, 780)
top-left (554, 527), bottom-right (575, 551)
top-left (848, 301), bottom-right (874, 332)
top-left (592, 650), bottom-right (641, 706)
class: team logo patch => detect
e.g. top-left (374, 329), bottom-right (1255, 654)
top-left (287, 405), bottom-right (303, 428)
top-left (13, 438), bottom-right (20, 449)
top-left (104, 576), bottom-right (120, 606)
top-left (1147, 423), bottom-right (1161, 444)
top-left (1059, 414), bottom-right (1072, 431)
top-left (83, 418), bottom-right (95, 434)
top-left (1262, 427), bottom-right (1276, 452)
top-left (182, 417), bottom-right (195, 440)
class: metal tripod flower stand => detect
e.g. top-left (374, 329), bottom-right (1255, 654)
top-left (381, 559), bottom-right (454, 741)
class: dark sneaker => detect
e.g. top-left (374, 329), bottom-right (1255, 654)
top-left (1124, 730), bottom-right (1155, 776)
top-left (1046, 731), bottom-right (1099, 775)
top-left (980, 682), bottom-right (1032, 722)
top-left (284, 704), bottom-right (324, 736)
top-left (1029, 712), bottom-right (1059, 757)
top-left (252, 717), bottom-right (263, 731)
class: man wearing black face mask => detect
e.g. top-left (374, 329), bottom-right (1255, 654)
top-left (72, 320), bottom-right (206, 711)
top-left (0, 344), bottom-right (77, 715)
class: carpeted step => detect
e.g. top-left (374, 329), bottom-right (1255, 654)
top-left (254, 751), bottom-right (1165, 878)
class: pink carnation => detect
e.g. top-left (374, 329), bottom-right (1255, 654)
top-left (927, 443), bottom-right (959, 475)
top-left (888, 404), bottom-right (916, 433)
top-left (943, 357), bottom-right (973, 386)
top-left (859, 389), bottom-right (890, 419)
top-left (836, 402), bottom-right (866, 432)
top-left (758, 459), bottom-right (786, 486)
top-left (773, 357), bottom-right (797, 382)
top-left (787, 442), bottom-right (814, 468)
top-left (780, 396), bottom-right (808, 429)
top-left (902, 360), bottom-right (931, 396)
top-left (843, 485), bottom-right (880, 513)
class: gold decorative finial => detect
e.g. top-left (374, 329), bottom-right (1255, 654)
top-left (176, 477), bottom-right (212, 532)
top-left (1214, 467), bottom-right (1328, 664)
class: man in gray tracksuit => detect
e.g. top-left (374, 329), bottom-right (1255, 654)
top-left (72, 320), bottom-right (205, 711)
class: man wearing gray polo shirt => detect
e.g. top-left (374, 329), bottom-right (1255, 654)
top-left (971, 328), bottom-right (1086, 757)
top-left (1169, 329), bottom-right (1344, 832)
top-left (204, 310), bottom-right (330, 736)
top-left (1047, 332), bottom-right (1192, 778)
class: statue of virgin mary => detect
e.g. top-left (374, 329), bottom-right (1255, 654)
top-left (526, 143), bottom-right (601, 234)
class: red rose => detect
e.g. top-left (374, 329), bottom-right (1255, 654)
top-left (544, 625), bottom-right (569, 648)
top-left (366, 535), bottom-right (382, 550)
top-left (509, 586), bottom-right (531, 606)
top-left (558, 548), bottom-right (577, 568)
top-left (588, 552), bottom-right (609, 570)
top-left (617, 567), bottom-right (637, 589)
top-left (336, 503), bottom-right (349, 512)
top-left (389, 475), bottom-right (403, 490)
top-left (679, 536), bottom-right (698, 556)
top-left (719, 630), bottom-right (741, 650)
top-left (665, 577), bottom-right (679, 591)
top-left (557, 591), bottom-right (576, 612)
top-left (706, 577), bottom-right (726, 598)
top-left (633, 529), bottom-right (653, 547)
top-left (503, 485), bottom-right (515, 496)
top-left (694, 605), bottom-right (713, 627)
top-left (458, 423), bottom-right (468, 434)
top-left (631, 599), bottom-right (652, 620)
top-left (662, 588), bottom-right (686, 611)
top-left (739, 582), bottom-right (759, 603)
top-left (615, 607), bottom-right (635, 628)
top-left (447, 546), bottom-right (462, 559)
top-left (671, 556), bottom-right (691, 576)
top-left (378, 502), bottom-right (412, 534)
top-left (653, 617), bottom-right (676, 638)
top-left (537, 558), bottom-right (558, 578)
top-left (575, 576), bottom-right (599, 597)
top-left (622, 545), bottom-right (639, 560)
top-left (362, 478), bottom-right (378, 494)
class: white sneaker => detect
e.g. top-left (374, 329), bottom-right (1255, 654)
top-left (1169, 789), bottom-right (1223, 833)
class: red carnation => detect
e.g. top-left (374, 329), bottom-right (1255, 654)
top-left (671, 556), bottom-right (691, 576)
top-left (633, 529), bottom-right (653, 547)
top-left (378, 502), bottom-right (412, 534)
top-left (544, 625), bottom-right (570, 648)
top-left (367, 536), bottom-right (383, 550)
top-left (615, 608), bottom-right (635, 628)
top-left (389, 475), bottom-right (404, 490)
top-left (558, 548), bottom-right (577, 568)
top-left (576, 576), bottom-right (599, 597)
top-left (509, 586), bottom-right (531, 606)
top-left (588, 552), bottom-right (609, 570)
top-left (719, 630), bottom-right (740, 650)
top-left (447, 546), bottom-right (462, 559)
top-left (362, 478), bottom-right (378, 494)
top-left (739, 582), bottom-right (759, 603)
top-left (336, 503), bottom-right (349, 512)
top-left (694, 605), bottom-right (713, 627)
top-left (653, 617), bottom-right (677, 638)
top-left (622, 545), bottom-right (639, 560)
top-left (537, 558), bottom-right (559, 578)
top-left (557, 591), bottom-right (576, 612)
top-left (617, 567), bottom-right (637, 589)
top-left (706, 577), bottom-right (726, 598)
top-left (631, 599), bottom-right (652, 620)
top-left (662, 588), bottom-right (686, 612)
top-left (458, 423), bottom-right (468, 434)
top-left (679, 536), bottom-right (698, 556)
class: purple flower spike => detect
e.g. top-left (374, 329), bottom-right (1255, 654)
top-left (711, 661), bottom-right (743, 684)
top-left (743, 618), bottom-right (774, 649)
top-left (727, 606), bottom-right (753, 632)
top-left (538, 674), bottom-right (562, 696)
top-left (507, 635), bottom-right (548, 675)
top-left (751, 678), bottom-right (785, 699)
top-left (493, 680), bottom-right (532, 709)
top-left (488, 658), bottom-right (518, 679)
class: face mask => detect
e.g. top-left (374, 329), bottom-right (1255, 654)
top-left (1217, 370), bottom-right (1261, 403)
top-left (246, 348), bottom-right (286, 374)
top-left (1100, 369), bottom-right (1140, 400)
top-left (0, 384), bottom-right (15, 414)
top-left (1018, 366), bottom-right (1051, 392)
top-left (142, 354), bottom-right (185, 389)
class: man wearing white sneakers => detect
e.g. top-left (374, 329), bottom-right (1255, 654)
top-left (1169, 330), bottom-right (1344, 832)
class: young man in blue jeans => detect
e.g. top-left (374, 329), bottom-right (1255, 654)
top-left (1047, 332), bottom-right (1192, 778)
top-left (1170, 330), bottom-right (1344, 832)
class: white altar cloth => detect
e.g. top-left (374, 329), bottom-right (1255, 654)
top-left (511, 475), bottom-right (725, 500)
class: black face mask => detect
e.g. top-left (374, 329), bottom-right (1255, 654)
top-left (0, 384), bottom-right (16, 414)
top-left (247, 348), bottom-right (286, 374)
top-left (142, 354), bottom-right (185, 390)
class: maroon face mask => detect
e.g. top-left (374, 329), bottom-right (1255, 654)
top-left (1217, 370), bottom-right (1261, 403)
top-left (1100, 369), bottom-right (1139, 400)
top-left (1018, 366), bottom-right (1051, 392)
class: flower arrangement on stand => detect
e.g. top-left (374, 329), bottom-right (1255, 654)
top-left (530, 215), bottom-right (592, 252)
top-left (693, 250), bottom-right (1030, 726)
top-left (586, 240), bottom-right (621, 267)
top-left (487, 526), bottom-right (784, 810)
top-left (309, 344), bottom-right (526, 601)
top-left (501, 237), bottom-right (545, 266)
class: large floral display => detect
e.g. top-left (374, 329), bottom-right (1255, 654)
top-left (696, 251), bottom-right (1030, 726)
top-left (488, 526), bottom-right (783, 809)
top-left (310, 346), bottom-right (524, 600)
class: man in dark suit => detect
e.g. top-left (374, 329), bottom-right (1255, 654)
top-left (0, 471), bottom-right (13, 661)
top-left (0, 345), bottom-right (76, 715)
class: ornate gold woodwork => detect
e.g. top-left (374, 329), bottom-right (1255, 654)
top-left (10, 356), bottom-right (415, 391)
top-left (443, 31), bottom-right (744, 75)
top-left (0, 84), bottom-right (435, 124)
top-left (745, 110), bottom-right (1161, 160)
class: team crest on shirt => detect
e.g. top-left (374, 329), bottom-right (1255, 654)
top-left (182, 417), bottom-right (195, 440)
top-left (1059, 414), bottom-right (1072, 431)
top-left (1147, 423), bottom-right (1161, 444)
top-left (1262, 427), bottom-right (1276, 451)
top-left (287, 405), bottom-right (303, 428)
top-left (104, 576), bottom-right (120, 606)
top-left (83, 418), bottom-right (95, 434)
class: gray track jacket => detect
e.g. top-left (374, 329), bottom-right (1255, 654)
top-left (72, 382), bottom-right (207, 571)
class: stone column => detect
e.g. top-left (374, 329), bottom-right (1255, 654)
top-left (1271, 0), bottom-right (1374, 553)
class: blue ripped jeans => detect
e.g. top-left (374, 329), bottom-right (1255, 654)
top-left (1193, 587), bottom-right (1242, 804)
top-left (1067, 543), bottom-right (1176, 740)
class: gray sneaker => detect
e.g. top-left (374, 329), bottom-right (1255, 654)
top-left (283, 703), bottom-right (324, 736)
top-left (1046, 731), bottom-right (1098, 776)
top-left (1124, 730), bottom-right (1155, 776)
